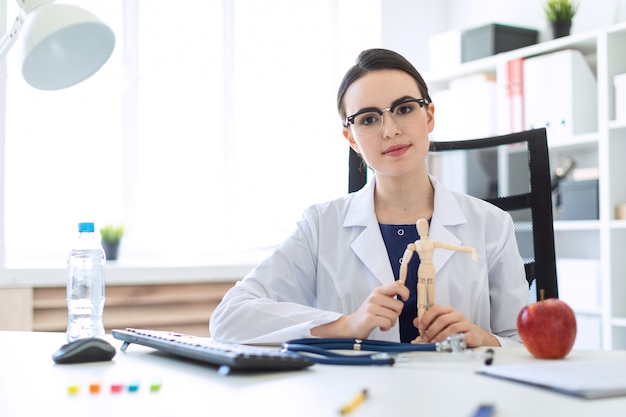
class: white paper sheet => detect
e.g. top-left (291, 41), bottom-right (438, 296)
top-left (478, 360), bottom-right (626, 399)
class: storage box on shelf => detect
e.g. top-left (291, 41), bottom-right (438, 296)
top-left (523, 49), bottom-right (598, 145)
top-left (426, 21), bottom-right (626, 350)
top-left (461, 23), bottom-right (539, 63)
top-left (559, 179), bottom-right (599, 220)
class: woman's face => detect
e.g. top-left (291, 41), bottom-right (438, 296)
top-left (342, 69), bottom-right (435, 179)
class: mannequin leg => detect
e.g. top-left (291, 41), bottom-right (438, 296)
top-left (427, 277), bottom-right (435, 310)
top-left (417, 276), bottom-right (427, 319)
top-left (412, 276), bottom-right (427, 344)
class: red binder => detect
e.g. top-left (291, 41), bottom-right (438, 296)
top-left (507, 58), bottom-right (525, 133)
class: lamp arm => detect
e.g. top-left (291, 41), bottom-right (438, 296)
top-left (0, 15), bottom-right (24, 65)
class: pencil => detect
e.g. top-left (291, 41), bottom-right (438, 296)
top-left (339, 388), bottom-right (368, 415)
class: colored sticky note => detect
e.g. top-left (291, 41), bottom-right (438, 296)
top-left (89, 383), bottom-right (101, 394)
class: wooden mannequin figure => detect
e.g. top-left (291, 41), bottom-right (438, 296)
top-left (399, 218), bottom-right (478, 344)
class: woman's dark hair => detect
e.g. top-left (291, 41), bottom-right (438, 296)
top-left (337, 48), bottom-right (432, 124)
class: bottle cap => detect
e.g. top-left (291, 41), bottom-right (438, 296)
top-left (78, 222), bottom-right (95, 233)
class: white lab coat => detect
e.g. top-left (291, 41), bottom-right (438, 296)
top-left (210, 176), bottom-right (528, 347)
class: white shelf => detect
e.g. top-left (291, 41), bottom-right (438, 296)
top-left (610, 220), bottom-right (626, 229)
top-left (547, 132), bottom-right (598, 149)
top-left (576, 308), bottom-right (603, 316)
top-left (609, 120), bottom-right (626, 130)
top-left (428, 22), bottom-right (626, 350)
top-left (553, 220), bottom-right (600, 231)
top-left (612, 317), bottom-right (626, 328)
top-left (426, 26), bottom-right (605, 86)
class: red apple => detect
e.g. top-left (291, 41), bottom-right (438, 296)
top-left (517, 298), bottom-right (577, 359)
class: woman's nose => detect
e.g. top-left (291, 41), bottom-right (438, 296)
top-left (381, 112), bottom-right (401, 138)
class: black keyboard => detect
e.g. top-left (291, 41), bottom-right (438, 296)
top-left (112, 328), bottom-right (314, 374)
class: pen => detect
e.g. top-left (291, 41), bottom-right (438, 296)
top-left (339, 388), bottom-right (368, 415)
top-left (470, 404), bottom-right (494, 417)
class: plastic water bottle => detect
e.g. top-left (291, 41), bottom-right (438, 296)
top-left (66, 222), bottom-right (106, 342)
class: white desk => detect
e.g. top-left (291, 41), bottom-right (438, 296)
top-left (1, 331), bottom-right (625, 417)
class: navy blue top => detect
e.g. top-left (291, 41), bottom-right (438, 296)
top-left (379, 223), bottom-right (420, 343)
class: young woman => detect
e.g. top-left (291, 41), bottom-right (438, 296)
top-left (210, 48), bottom-right (528, 348)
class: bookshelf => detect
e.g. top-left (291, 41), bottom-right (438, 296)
top-left (426, 21), bottom-right (626, 350)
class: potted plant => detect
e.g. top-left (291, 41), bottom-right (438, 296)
top-left (544, 0), bottom-right (578, 39)
top-left (100, 223), bottom-right (125, 260)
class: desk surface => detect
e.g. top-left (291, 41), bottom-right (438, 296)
top-left (1, 331), bottom-right (626, 417)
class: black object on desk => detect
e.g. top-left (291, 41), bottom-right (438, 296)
top-left (52, 337), bottom-right (116, 364)
top-left (112, 328), bottom-right (314, 375)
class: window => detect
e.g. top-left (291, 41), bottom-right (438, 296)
top-left (2, 0), bottom-right (380, 265)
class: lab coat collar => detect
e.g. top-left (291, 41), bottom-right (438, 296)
top-left (428, 175), bottom-right (467, 270)
top-left (344, 175), bottom-right (468, 283)
top-left (344, 178), bottom-right (393, 285)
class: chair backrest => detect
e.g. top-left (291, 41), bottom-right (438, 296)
top-left (347, 128), bottom-right (558, 303)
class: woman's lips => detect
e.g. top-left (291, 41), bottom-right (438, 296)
top-left (383, 144), bottom-right (410, 156)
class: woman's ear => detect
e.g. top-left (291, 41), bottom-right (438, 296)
top-left (343, 127), bottom-right (360, 153)
top-left (426, 102), bottom-right (435, 133)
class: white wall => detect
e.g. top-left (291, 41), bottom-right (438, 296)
top-left (382, 0), bottom-right (626, 73)
top-left (380, 0), bottom-right (448, 74)
top-left (0, 1), bottom-right (7, 263)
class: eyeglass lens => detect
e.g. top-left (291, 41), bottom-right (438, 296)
top-left (350, 99), bottom-right (426, 136)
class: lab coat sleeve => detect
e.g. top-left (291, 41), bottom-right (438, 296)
top-left (209, 206), bottom-right (343, 344)
top-left (485, 211), bottom-right (527, 348)
top-left (431, 180), bottom-right (527, 348)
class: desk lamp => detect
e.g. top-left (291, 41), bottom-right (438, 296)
top-left (0, 0), bottom-right (115, 90)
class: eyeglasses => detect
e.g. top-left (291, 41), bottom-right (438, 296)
top-left (345, 98), bottom-right (429, 137)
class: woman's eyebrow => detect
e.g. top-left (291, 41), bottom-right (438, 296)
top-left (390, 95), bottom-right (419, 107)
top-left (352, 96), bottom-right (419, 116)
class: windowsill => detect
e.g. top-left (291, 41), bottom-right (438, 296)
top-left (0, 250), bottom-right (270, 288)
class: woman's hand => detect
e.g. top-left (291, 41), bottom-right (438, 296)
top-left (311, 281), bottom-right (410, 339)
top-left (413, 305), bottom-right (500, 348)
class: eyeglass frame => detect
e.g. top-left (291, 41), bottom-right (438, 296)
top-left (343, 97), bottom-right (430, 130)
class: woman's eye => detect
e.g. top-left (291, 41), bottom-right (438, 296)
top-left (396, 104), bottom-right (415, 115)
top-left (359, 113), bottom-right (379, 126)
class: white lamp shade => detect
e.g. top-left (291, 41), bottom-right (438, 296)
top-left (18, 3), bottom-right (115, 90)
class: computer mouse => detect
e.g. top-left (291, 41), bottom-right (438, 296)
top-left (52, 337), bottom-right (116, 364)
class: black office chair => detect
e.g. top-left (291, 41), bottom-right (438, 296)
top-left (348, 128), bottom-right (558, 303)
